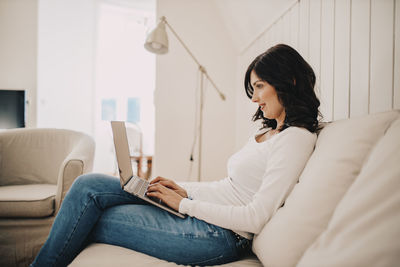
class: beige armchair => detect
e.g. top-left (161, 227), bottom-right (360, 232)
top-left (0, 128), bottom-right (95, 267)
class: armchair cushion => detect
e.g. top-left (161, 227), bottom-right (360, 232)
top-left (0, 184), bottom-right (56, 218)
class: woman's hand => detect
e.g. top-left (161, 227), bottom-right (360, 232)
top-left (149, 176), bottom-right (188, 198)
top-left (146, 183), bottom-right (183, 211)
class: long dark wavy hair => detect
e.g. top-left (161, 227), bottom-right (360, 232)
top-left (244, 44), bottom-right (321, 133)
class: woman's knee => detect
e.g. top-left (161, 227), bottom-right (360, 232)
top-left (72, 173), bottom-right (97, 188)
top-left (70, 173), bottom-right (118, 195)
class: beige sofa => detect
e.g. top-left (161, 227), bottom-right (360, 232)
top-left (69, 110), bottom-right (398, 266)
top-left (0, 128), bottom-right (95, 267)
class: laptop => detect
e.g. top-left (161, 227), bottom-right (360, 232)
top-left (111, 121), bottom-right (185, 219)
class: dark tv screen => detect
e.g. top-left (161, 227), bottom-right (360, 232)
top-left (0, 90), bottom-right (26, 129)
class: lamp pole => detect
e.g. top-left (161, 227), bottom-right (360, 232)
top-left (146, 16), bottom-right (225, 181)
top-left (198, 68), bottom-right (204, 180)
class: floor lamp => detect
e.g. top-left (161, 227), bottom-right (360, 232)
top-left (144, 16), bottom-right (226, 181)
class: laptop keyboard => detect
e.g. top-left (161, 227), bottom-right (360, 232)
top-left (128, 176), bottom-right (149, 197)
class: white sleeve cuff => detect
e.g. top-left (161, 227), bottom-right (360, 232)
top-left (178, 197), bottom-right (192, 214)
top-left (177, 182), bottom-right (197, 200)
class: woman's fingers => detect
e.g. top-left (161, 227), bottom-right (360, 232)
top-left (148, 178), bottom-right (188, 198)
top-left (147, 183), bottom-right (164, 193)
top-left (159, 180), bottom-right (176, 189)
top-left (146, 184), bottom-right (165, 200)
top-left (147, 183), bottom-right (173, 196)
top-left (145, 190), bottom-right (157, 197)
top-left (146, 190), bottom-right (162, 199)
top-left (150, 178), bottom-right (178, 191)
top-left (150, 176), bottom-right (169, 184)
top-left (146, 183), bottom-right (183, 211)
top-left (149, 176), bottom-right (161, 184)
top-left (149, 176), bottom-right (162, 184)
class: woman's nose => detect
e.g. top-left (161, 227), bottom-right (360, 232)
top-left (251, 93), bottom-right (258, 103)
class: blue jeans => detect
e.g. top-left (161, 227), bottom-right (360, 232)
top-left (31, 173), bottom-right (252, 266)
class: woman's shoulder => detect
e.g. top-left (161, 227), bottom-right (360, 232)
top-left (266, 127), bottom-right (317, 157)
top-left (276, 126), bottom-right (317, 144)
top-left (254, 126), bottom-right (314, 136)
top-left (283, 126), bottom-right (316, 135)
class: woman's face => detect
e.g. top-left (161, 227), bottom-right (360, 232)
top-left (250, 70), bottom-right (285, 125)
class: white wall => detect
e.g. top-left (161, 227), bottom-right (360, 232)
top-left (0, 0), bottom-right (38, 128)
top-left (236, 0), bottom-right (400, 149)
top-left (154, 0), bottom-right (237, 182)
top-left (36, 0), bottom-right (96, 135)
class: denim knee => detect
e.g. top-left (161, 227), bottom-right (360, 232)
top-left (69, 173), bottom-right (112, 197)
top-left (71, 173), bottom-right (95, 190)
top-left (73, 173), bottom-right (99, 185)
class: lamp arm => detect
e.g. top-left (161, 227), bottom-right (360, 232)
top-left (203, 69), bottom-right (226, 101)
top-left (161, 16), bottom-right (226, 100)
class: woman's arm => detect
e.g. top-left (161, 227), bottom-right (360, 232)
top-left (179, 130), bottom-right (317, 234)
top-left (146, 177), bottom-right (230, 210)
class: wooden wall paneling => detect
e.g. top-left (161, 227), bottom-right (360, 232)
top-left (394, 0), bottom-right (400, 109)
top-left (254, 32), bottom-right (266, 55)
top-left (269, 25), bottom-right (276, 48)
top-left (275, 17), bottom-right (284, 44)
top-left (289, 2), bottom-right (300, 49)
top-left (350, 0), bottom-right (371, 117)
top-left (333, 0), bottom-right (351, 120)
top-left (370, 0), bottom-right (394, 113)
top-left (283, 12), bottom-right (291, 45)
top-left (299, 0), bottom-right (310, 59)
top-left (309, 0), bottom-right (322, 98)
top-left (263, 30), bottom-right (271, 51)
top-left (270, 21), bottom-right (278, 47)
top-left (320, 0), bottom-right (335, 121)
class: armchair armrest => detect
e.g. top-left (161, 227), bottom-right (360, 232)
top-left (55, 133), bottom-right (95, 213)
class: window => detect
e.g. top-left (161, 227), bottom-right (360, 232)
top-left (93, 0), bottom-right (155, 174)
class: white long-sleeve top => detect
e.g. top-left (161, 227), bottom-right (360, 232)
top-left (178, 127), bottom-right (317, 239)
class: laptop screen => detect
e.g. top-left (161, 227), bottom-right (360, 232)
top-left (111, 121), bottom-right (134, 186)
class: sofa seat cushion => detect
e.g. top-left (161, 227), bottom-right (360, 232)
top-left (0, 184), bottom-right (56, 218)
top-left (70, 243), bottom-right (262, 267)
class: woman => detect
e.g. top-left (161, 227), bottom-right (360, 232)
top-left (31, 44), bottom-right (320, 266)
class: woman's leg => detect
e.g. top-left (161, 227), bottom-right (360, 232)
top-left (31, 173), bottom-right (147, 267)
top-left (89, 204), bottom-right (252, 266)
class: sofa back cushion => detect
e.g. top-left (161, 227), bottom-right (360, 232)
top-left (298, 118), bottom-right (400, 267)
top-left (252, 110), bottom-right (399, 267)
